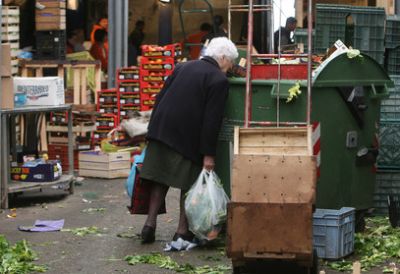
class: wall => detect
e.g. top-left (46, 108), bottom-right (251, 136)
top-left (128, 0), bottom-right (244, 44)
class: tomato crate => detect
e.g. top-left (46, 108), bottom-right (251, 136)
top-left (98, 91), bottom-right (118, 105)
top-left (98, 104), bottom-right (119, 115)
top-left (141, 98), bottom-right (156, 107)
top-left (95, 114), bottom-right (118, 128)
top-left (117, 67), bottom-right (140, 81)
top-left (140, 81), bottom-right (164, 94)
top-left (140, 105), bottom-right (153, 111)
top-left (140, 57), bottom-right (174, 71)
top-left (120, 93), bottom-right (140, 105)
top-left (141, 43), bottom-right (182, 57)
top-left (120, 105), bottom-right (141, 118)
top-left (140, 69), bottom-right (172, 82)
top-left (118, 81), bottom-right (140, 93)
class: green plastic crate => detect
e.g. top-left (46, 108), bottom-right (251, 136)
top-left (387, 47), bottom-right (400, 75)
top-left (373, 170), bottom-right (400, 215)
top-left (380, 75), bottom-right (400, 121)
top-left (315, 4), bottom-right (350, 53)
top-left (385, 15), bottom-right (400, 49)
top-left (378, 122), bottom-right (400, 170)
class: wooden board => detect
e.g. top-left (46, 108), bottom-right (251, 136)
top-left (231, 155), bottom-right (316, 203)
top-left (78, 150), bottom-right (131, 163)
top-left (36, 8), bottom-right (66, 17)
top-left (227, 202), bottom-right (313, 261)
top-left (79, 168), bottom-right (130, 179)
top-left (234, 126), bottom-right (312, 156)
top-left (79, 160), bottom-right (131, 171)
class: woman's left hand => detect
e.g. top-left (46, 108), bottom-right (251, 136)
top-left (203, 155), bottom-right (215, 171)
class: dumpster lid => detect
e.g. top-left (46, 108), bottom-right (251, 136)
top-left (312, 52), bottom-right (393, 88)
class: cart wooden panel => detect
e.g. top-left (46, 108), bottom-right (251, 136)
top-left (227, 202), bottom-right (313, 260)
top-left (231, 155), bottom-right (317, 204)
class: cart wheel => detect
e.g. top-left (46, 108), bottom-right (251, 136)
top-left (309, 249), bottom-right (319, 274)
top-left (233, 266), bottom-right (243, 274)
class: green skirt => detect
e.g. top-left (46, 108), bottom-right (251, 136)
top-left (140, 140), bottom-right (202, 191)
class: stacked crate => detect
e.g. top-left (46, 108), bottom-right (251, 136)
top-left (2, 6), bottom-right (20, 75)
top-left (47, 112), bottom-right (94, 172)
top-left (95, 89), bottom-right (119, 144)
top-left (385, 16), bottom-right (400, 75)
top-left (315, 4), bottom-right (386, 64)
top-left (139, 43), bottom-right (182, 111)
top-left (35, 0), bottom-right (66, 59)
top-left (117, 67), bottom-right (141, 121)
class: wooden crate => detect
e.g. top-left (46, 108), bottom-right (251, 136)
top-left (233, 126), bottom-right (312, 156)
top-left (78, 150), bottom-right (131, 179)
top-left (227, 202), bottom-right (313, 262)
top-left (231, 155), bottom-right (316, 203)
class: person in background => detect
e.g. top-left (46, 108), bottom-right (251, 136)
top-left (90, 29), bottom-right (108, 72)
top-left (202, 15), bottom-right (227, 43)
top-left (66, 28), bottom-right (85, 54)
top-left (184, 22), bottom-right (212, 60)
top-left (139, 37), bottom-right (238, 244)
top-left (90, 18), bottom-right (108, 50)
top-left (128, 20), bottom-right (145, 66)
top-left (274, 17), bottom-right (297, 53)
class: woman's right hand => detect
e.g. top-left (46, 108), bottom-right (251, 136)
top-left (203, 155), bottom-right (215, 171)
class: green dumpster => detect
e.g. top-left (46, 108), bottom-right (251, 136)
top-left (216, 52), bottom-right (393, 210)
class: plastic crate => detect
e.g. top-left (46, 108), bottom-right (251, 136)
top-left (386, 47), bottom-right (400, 75)
top-left (315, 4), bottom-right (350, 53)
top-left (34, 30), bottom-right (66, 60)
top-left (117, 67), bottom-right (140, 81)
top-left (351, 7), bottom-right (385, 54)
top-left (294, 28), bottom-right (314, 52)
top-left (373, 170), bottom-right (400, 215)
top-left (377, 122), bottom-right (400, 170)
top-left (385, 15), bottom-right (400, 49)
top-left (313, 207), bottom-right (355, 259)
top-left (380, 75), bottom-right (400, 121)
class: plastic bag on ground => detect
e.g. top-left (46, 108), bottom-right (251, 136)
top-left (184, 169), bottom-right (229, 241)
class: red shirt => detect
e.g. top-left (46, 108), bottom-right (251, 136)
top-left (185, 31), bottom-right (208, 60)
top-left (90, 43), bottom-right (108, 72)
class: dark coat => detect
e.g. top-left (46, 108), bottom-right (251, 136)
top-left (147, 56), bottom-right (229, 165)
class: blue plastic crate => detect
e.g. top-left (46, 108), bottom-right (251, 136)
top-left (313, 207), bottom-right (355, 259)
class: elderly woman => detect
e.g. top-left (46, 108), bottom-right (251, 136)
top-left (140, 37), bottom-right (238, 243)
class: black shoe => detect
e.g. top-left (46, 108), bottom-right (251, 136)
top-left (141, 225), bottom-right (155, 244)
top-left (172, 231), bottom-right (194, 242)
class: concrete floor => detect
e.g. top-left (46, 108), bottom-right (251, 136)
top-left (0, 178), bottom-right (385, 274)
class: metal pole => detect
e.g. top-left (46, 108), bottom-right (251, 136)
top-left (276, 0), bottom-right (282, 127)
top-left (1, 114), bottom-right (9, 209)
top-left (228, 0), bottom-right (231, 40)
top-left (67, 108), bottom-right (73, 175)
top-left (306, 0), bottom-right (313, 126)
top-left (158, 2), bottom-right (173, 45)
top-left (244, 0), bottom-right (254, 128)
top-left (0, 1), bottom-right (5, 208)
top-left (108, 0), bottom-right (128, 88)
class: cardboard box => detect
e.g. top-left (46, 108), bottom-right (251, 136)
top-left (13, 77), bottom-right (65, 106)
top-left (1, 44), bottom-right (12, 77)
top-left (79, 150), bottom-right (131, 179)
top-left (1, 77), bottom-right (14, 109)
top-left (10, 161), bottom-right (62, 182)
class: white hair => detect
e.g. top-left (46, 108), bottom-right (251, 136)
top-left (204, 37), bottom-right (238, 62)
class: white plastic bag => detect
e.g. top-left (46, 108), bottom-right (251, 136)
top-left (185, 169), bottom-right (229, 241)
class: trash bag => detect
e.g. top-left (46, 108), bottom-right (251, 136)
top-left (185, 169), bottom-right (229, 241)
